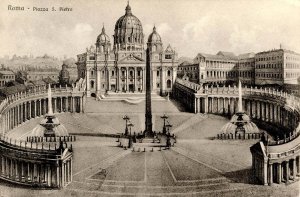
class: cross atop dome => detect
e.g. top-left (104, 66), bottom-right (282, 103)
top-left (102, 23), bottom-right (105, 33)
top-left (125, 1), bottom-right (132, 15)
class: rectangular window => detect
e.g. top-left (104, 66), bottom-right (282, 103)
top-left (165, 54), bottom-right (172, 59)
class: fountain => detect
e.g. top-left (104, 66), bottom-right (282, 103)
top-left (221, 81), bottom-right (260, 136)
top-left (30, 84), bottom-right (69, 137)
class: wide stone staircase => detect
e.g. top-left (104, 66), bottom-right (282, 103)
top-left (98, 92), bottom-right (167, 104)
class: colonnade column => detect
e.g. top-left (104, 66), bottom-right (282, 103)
top-left (293, 158), bottom-right (296, 180)
top-left (126, 68), bottom-right (129, 92)
top-left (269, 163), bottom-right (273, 185)
top-left (134, 67), bottom-right (137, 92)
top-left (66, 97), bottom-right (69, 112)
top-left (285, 161), bottom-right (289, 183)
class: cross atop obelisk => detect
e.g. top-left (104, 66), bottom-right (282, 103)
top-left (144, 47), bottom-right (153, 137)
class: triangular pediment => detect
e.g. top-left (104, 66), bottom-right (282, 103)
top-left (118, 53), bottom-right (145, 63)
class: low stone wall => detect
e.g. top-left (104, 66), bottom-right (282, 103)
top-left (26, 136), bottom-right (76, 143)
top-left (216, 133), bottom-right (262, 140)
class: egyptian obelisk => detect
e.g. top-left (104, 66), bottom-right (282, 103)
top-left (144, 47), bottom-right (153, 137)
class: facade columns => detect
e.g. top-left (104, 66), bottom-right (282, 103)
top-left (96, 69), bottom-right (101, 94)
top-left (53, 98), bottom-right (56, 113)
top-left (86, 69), bottom-right (90, 94)
top-left (161, 67), bottom-right (166, 95)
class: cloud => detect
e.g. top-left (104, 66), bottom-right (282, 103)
top-left (74, 23), bottom-right (93, 35)
top-left (144, 23), bottom-right (172, 41)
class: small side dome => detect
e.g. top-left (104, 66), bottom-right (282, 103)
top-left (148, 26), bottom-right (162, 43)
top-left (96, 26), bottom-right (110, 44)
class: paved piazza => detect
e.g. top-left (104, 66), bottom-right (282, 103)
top-left (0, 98), bottom-right (299, 196)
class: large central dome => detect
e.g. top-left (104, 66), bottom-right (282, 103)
top-left (113, 3), bottom-right (144, 51)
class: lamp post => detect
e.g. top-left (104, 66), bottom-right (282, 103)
top-left (166, 121), bottom-right (172, 135)
top-left (161, 114), bottom-right (168, 134)
top-left (123, 115), bottom-right (130, 136)
top-left (128, 122), bottom-right (134, 136)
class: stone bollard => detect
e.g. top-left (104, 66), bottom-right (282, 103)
top-left (159, 147), bottom-right (161, 151)
top-left (144, 148), bottom-right (146, 152)
top-left (132, 147), bottom-right (135, 152)
top-left (151, 148), bottom-right (154, 152)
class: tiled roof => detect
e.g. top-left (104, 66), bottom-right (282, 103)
top-left (196, 53), bottom-right (238, 61)
top-left (0, 70), bottom-right (14, 75)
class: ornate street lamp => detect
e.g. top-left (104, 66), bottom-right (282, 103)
top-left (123, 115), bottom-right (130, 135)
top-left (161, 114), bottom-right (168, 134)
top-left (166, 120), bottom-right (172, 135)
top-left (127, 122), bottom-right (134, 136)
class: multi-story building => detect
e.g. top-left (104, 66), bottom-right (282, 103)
top-left (255, 49), bottom-right (300, 86)
top-left (179, 47), bottom-right (300, 88)
top-left (178, 51), bottom-right (238, 85)
top-left (237, 53), bottom-right (255, 85)
top-left (26, 70), bottom-right (59, 82)
top-left (77, 3), bottom-right (178, 97)
top-left (0, 70), bottom-right (15, 87)
top-left (176, 62), bottom-right (199, 83)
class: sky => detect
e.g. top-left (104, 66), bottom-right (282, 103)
top-left (0, 0), bottom-right (300, 59)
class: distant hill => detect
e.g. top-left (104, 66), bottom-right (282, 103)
top-left (178, 56), bottom-right (194, 64)
top-left (0, 55), bottom-right (63, 71)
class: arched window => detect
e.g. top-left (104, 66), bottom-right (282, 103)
top-left (153, 45), bottom-right (156, 51)
top-left (157, 70), bottom-right (160, 77)
top-left (130, 70), bottom-right (133, 77)
top-left (167, 70), bottom-right (171, 76)
top-left (112, 70), bottom-right (115, 77)
top-left (91, 70), bottom-right (94, 76)
top-left (167, 80), bottom-right (171, 88)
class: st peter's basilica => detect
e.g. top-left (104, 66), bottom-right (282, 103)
top-left (76, 3), bottom-right (178, 97)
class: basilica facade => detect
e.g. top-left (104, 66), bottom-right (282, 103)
top-left (77, 3), bottom-right (178, 97)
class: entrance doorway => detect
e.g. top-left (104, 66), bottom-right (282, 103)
top-left (129, 84), bottom-right (134, 92)
top-left (111, 85), bottom-right (116, 92)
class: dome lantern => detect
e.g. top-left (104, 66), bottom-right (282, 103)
top-left (125, 1), bottom-right (132, 15)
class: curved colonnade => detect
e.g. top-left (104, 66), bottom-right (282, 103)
top-left (0, 85), bottom-right (85, 188)
top-left (173, 78), bottom-right (300, 185)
